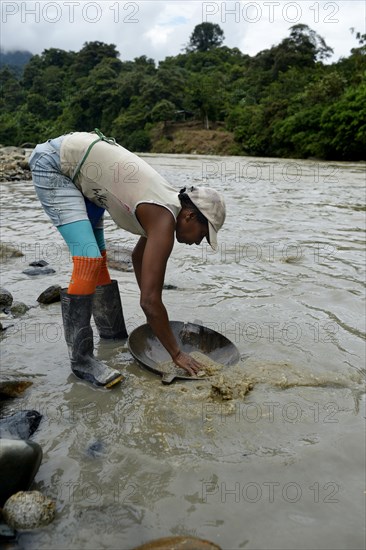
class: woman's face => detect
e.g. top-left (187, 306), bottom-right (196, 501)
top-left (175, 209), bottom-right (209, 246)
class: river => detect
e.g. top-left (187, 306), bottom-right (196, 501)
top-left (1, 153), bottom-right (365, 549)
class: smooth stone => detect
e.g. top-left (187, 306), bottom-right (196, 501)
top-left (3, 491), bottom-right (56, 530)
top-left (22, 267), bottom-right (56, 276)
top-left (132, 537), bottom-right (222, 550)
top-left (0, 439), bottom-right (43, 506)
top-left (0, 410), bottom-right (42, 440)
top-left (29, 260), bottom-right (48, 267)
top-left (0, 288), bottom-right (13, 308)
top-left (37, 285), bottom-right (61, 304)
top-left (0, 380), bottom-right (32, 399)
top-left (10, 301), bottom-right (29, 317)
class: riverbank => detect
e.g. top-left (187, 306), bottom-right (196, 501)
top-left (149, 121), bottom-right (241, 156)
top-left (0, 126), bottom-right (239, 183)
top-left (0, 146), bottom-right (31, 182)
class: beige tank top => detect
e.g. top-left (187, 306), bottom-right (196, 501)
top-left (60, 132), bottom-right (181, 236)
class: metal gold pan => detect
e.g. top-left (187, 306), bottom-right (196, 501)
top-left (128, 321), bottom-right (240, 384)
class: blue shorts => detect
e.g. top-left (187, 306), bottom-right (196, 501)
top-left (29, 136), bottom-right (104, 229)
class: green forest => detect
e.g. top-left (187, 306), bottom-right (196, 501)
top-left (1, 23), bottom-right (365, 160)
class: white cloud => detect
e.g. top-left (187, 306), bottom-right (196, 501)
top-left (144, 25), bottom-right (175, 48)
top-left (1, 1), bottom-right (364, 62)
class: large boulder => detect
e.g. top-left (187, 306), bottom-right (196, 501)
top-left (37, 285), bottom-right (62, 304)
top-left (0, 288), bottom-right (13, 308)
top-left (0, 439), bottom-right (42, 506)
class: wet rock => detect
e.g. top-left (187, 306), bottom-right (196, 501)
top-left (37, 285), bottom-right (61, 304)
top-left (133, 536), bottom-right (222, 550)
top-left (3, 491), bottom-right (56, 530)
top-left (107, 243), bottom-right (134, 272)
top-left (0, 439), bottom-right (42, 506)
top-left (0, 380), bottom-right (32, 399)
top-left (0, 321), bottom-right (14, 332)
top-left (10, 301), bottom-right (29, 317)
top-left (22, 267), bottom-right (56, 276)
top-left (0, 288), bottom-right (13, 308)
top-left (0, 243), bottom-right (24, 261)
top-left (0, 410), bottom-right (42, 440)
top-left (163, 284), bottom-right (178, 290)
top-left (29, 260), bottom-right (48, 267)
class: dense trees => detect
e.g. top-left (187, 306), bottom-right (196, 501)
top-left (0, 23), bottom-right (364, 159)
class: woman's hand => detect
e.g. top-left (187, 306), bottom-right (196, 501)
top-left (173, 350), bottom-right (203, 376)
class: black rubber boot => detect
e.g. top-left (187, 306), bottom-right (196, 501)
top-left (93, 280), bottom-right (128, 339)
top-left (60, 290), bottom-right (123, 388)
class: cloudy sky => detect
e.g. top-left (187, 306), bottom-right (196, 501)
top-left (1, 1), bottom-right (365, 63)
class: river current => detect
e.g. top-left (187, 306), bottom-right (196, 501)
top-left (1, 153), bottom-right (365, 549)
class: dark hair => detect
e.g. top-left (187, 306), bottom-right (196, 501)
top-left (178, 187), bottom-right (208, 226)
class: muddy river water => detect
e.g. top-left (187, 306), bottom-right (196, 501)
top-left (1, 154), bottom-right (365, 549)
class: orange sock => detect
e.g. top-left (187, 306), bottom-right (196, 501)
top-left (68, 256), bottom-right (103, 295)
top-left (96, 249), bottom-right (112, 286)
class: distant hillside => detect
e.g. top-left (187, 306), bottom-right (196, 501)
top-left (0, 24), bottom-right (365, 160)
top-left (0, 49), bottom-right (33, 76)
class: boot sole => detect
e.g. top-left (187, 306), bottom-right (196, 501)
top-left (72, 369), bottom-right (124, 388)
top-left (105, 374), bottom-right (124, 389)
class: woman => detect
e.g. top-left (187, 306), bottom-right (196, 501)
top-left (29, 129), bottom-right (226, 389)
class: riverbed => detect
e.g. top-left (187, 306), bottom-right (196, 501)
top-left (1, 153), bottom-right (365, 549)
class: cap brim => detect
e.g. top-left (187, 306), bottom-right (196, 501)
top-left (207, 222), bottom-right (218, 251)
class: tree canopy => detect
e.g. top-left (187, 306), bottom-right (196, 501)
top-left (186, 22), bottom-right (225, 52)
top-left (0, 24), bottom-right (365, 160)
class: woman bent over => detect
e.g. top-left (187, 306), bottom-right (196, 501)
top-left (29, 129), bottom-right (226, 389)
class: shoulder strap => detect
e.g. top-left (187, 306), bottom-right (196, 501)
top-left (72, 128), bottom-right (117, 183)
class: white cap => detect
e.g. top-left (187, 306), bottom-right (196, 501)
top-left (184, 186), bottom-right (226, 251)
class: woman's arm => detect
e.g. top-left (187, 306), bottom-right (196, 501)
top-left (134, 203), bottom-right (201, 376)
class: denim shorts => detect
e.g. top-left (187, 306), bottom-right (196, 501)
top-left (29, 136), bottom-right (104, 229)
